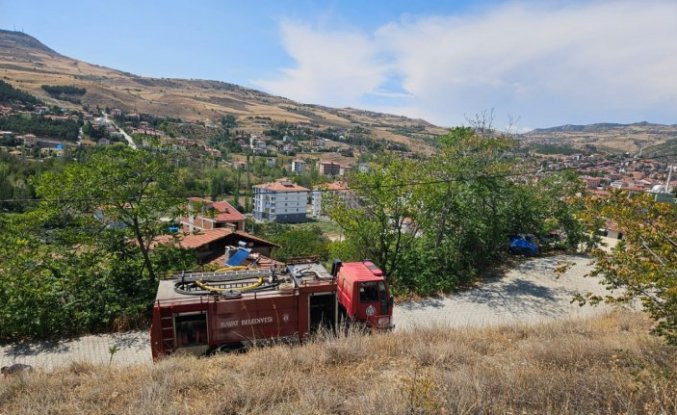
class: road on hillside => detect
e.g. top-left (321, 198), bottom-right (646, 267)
top-left (0, 255), bottom-right (617, 370)
top-left (102, 111), bottom-right (137, 149)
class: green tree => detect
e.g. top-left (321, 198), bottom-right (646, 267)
top-left (233, 168), bottom-right (242, 210)
top-left (583, 192), bottom-right (677, 344)
top-left (263, 224), bottom-right (330, 262)
top-left (328, 155), bottom-right (419, 280)
top-left (328, 127), bottom-right (588, 296)
top-left (34, 146), bottom-right (185, 284)
top-left (0, 146), bottom-right (199, 340)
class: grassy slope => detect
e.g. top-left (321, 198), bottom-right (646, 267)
top-left (1, 312), bottom-right (675, 414)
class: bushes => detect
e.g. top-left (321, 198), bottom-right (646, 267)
top-left (259, 223), bottom-right (330, 262)
top-left (41, 85), bottom-right (86, 96)
top-left (0, 148), bottom-right (196, 341)
top-left (0, 80), bottom-right (41, 104)
top-left (0, 114), bottom-right (80, 141)
top-left (0, 232), bottom-right (194, 341)
top-left (329, 128), bottom-right (589, 296)
top-left (40, 85), bottom-right (86, 104)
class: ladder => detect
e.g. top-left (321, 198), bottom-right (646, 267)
top-left (159, 307), bottom-right (176, 354)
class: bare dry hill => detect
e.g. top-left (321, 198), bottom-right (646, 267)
top-left (0, 30), bottom-right (445, 152)
top-left (522, 122), bottom-right (677, 154)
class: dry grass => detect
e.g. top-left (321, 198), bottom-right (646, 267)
top-left (1, 312), bottom-right (675, 414)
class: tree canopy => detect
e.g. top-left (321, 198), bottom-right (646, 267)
top-left (0, 146), bottom-right (196, 340)
top-left (328, 127), bottom-right (589, 295)
top-left (583, 191), bottom-right (677, 344)
top-left (35, 146), bottom-right (187, 283)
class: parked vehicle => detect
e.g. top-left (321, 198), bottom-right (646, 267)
top-left (508, 234), bottom-right (539, 256)
top-left (150, 259), bottom-right (392, 360)
top-left (333, 260), bottom-right (394, 330)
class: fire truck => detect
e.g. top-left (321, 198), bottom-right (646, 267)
top-left (150, 260), bottom-right (393, 359)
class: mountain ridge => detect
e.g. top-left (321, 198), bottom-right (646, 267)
top-left (2, 29), bottom-right (675, 154)
top-left (530, 121), bottom-right (676, 134)
top-left (0, 29), bottom-right (443, 152)
top-left (0, 29), bottom-right (59, 56)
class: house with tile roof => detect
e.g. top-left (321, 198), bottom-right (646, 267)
top-left (182, 197), bottom-right (245, 232)
top-left (151, 228), bottom-right (279, 265)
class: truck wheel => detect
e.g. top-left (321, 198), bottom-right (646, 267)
top-left (209, 343), bottom-right (246, 355)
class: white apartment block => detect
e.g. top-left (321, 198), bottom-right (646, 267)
top-left (253, 180), bottom-right (309, 223)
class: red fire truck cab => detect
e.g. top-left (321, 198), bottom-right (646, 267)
top-left (333, 260), bottom-right (394, 330)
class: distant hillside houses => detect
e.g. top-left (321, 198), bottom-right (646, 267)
top-left (318, 160), bottom-right (353, 177)
top-left (291, 159), bottom-right (305, 173)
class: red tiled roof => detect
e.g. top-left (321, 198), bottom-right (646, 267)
top-left (254, 180), bottom-right (309, 192)
top-left (151, 229), bottom-right (278, 250)
top-left (187, 198), bottom-right (245, 223)
top-left (212, 201), bottom-right (245, 222)
top-left (317, 181), bottom-right (349, 191)
top-left (152, 229), bottom-right (231, 250)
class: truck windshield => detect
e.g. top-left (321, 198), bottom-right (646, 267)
top-left (360, 281), bottom-right (386, 303)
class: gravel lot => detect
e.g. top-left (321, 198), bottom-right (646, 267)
top-left (394, 254), bottom-right (615, 330)
top-left (1, 254), bottom-right (615, 370)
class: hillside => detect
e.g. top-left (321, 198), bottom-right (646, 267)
top-left (522, 121), bottom-right (677, 154)
top-left (1, 313), bottom-right (675, 414)
top-left (0, 29), bottom-right (445, 153)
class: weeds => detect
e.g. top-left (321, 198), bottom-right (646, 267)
top-left (0, 312), bottom-right (675, 415)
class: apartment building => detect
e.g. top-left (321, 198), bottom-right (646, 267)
top-left (253, 179), bottom-right (309, 223)
top-left (318, 161), bottom-right (342, 176)
top-left (311, 181), bottom-right (357, 218)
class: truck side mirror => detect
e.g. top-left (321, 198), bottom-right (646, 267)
top-left (330, 259), bottom-right (342, 277)
top-left (388, 295), bottom-right (394, 307)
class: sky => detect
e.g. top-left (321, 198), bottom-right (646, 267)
top-left (1, 0), bottom-right (676, 129)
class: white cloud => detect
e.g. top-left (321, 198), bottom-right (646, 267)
top-left (256, 1), bottom-right (677, 127)
top-left (255, 21), bottom-right (390, 107)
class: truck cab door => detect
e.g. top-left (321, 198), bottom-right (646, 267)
top-left (378, 282), bottom-right (389, 315)
top-left (358, 281), bottom-right (389, 316)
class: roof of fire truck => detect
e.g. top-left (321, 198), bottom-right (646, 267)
top-left (155, 262), bottom-right (334, 304)
top-left (337, 261), bottom-right (384, 283)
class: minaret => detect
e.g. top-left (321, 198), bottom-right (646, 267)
top-left (665, 165), bottom-right (674, 193)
